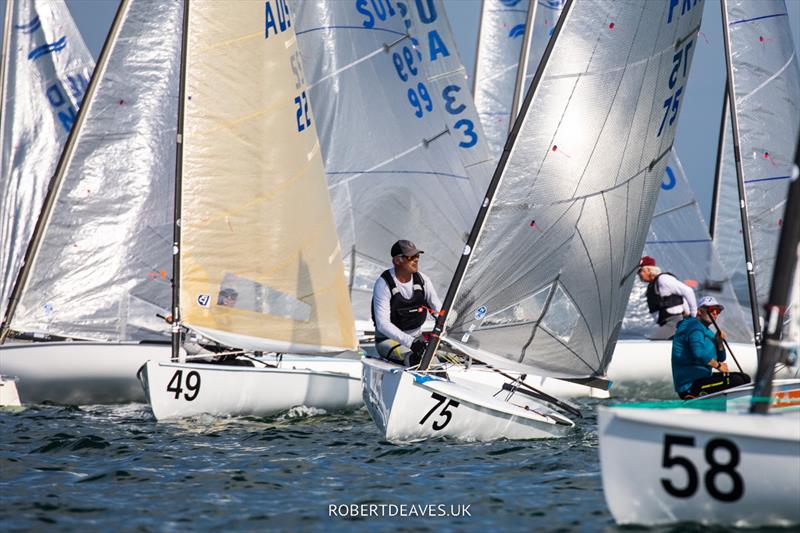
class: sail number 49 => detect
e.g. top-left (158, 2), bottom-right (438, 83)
top-left (660, 434), bottom-right (743, 502)
top-left (419, 392), bottom-right (459, 430)
top-left (167, 370), bottom-right (201, 401)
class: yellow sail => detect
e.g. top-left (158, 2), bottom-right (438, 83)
top-left (179, 0), bottom-right (356, 353)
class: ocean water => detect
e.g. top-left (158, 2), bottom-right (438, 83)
top-left (0, 399), bottom-right (745, 532)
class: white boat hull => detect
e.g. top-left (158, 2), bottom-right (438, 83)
top-left (362, 357), bottom-right (574, 443)
top-left (599, 405), bottom-right (800, 527)
top-left (0, 341), bottom-right (173, 405)
top-left (140, 356), bottom-right (363, 421)
top-left (0, 376), bottom-right (21, 408)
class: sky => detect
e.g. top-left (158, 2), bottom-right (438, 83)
top-left (2, 0), bottom-right (799, 224)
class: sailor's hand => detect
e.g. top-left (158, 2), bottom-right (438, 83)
top-left (718, 362), bottom-right (729, 374)
top-left (163, 314), bottom-right (174, 324)
top-left (410, 336), bottom-right (428, 357)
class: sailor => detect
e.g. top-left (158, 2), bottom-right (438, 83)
top-left (671, 296), bottom-right (750, 399)
top-left (637, 256), bottom-right (697, 339)
top-left (372, 239), bottom-right (442, 367)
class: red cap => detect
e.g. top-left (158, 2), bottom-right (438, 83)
top-left (639, 256), bottom-right (656, 267)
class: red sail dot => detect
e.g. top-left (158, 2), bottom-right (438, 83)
top-left (764, 151), bottom-right (770, 158)
top-left (118, 100), bottom-right (124, 105)
top-left (552, 145), bottom-right (558, 151)
top-left (759, 36), bottom-right (764, 42)
top-left (608, 22), bottom-right (615, 29)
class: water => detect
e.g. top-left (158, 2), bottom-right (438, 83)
top-left (0, 400), bottom-right (747, 532)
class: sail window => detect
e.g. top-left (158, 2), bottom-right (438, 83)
top-left (218, 273), bottom-right (311, 322)
top-left (480, 285), bottom-right (552, 328)
top-left (539, 284), bottom-right (579, 343)
top-left (346, 253), bottom-right (386, 294)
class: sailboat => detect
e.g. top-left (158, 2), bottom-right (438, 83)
top-left (598, 136), bottom-right (800, 528)
top-left (139, 0), bottom-right (362, 421)
top-left (363, 0), bottom-right (706, 442)
top-left (0, 1), bottom-right (177, 406)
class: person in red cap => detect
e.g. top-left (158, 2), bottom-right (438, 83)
top-left (371, 240), bottom-right (442, 366)
top-left (637, 255), bottom-right (697, 339)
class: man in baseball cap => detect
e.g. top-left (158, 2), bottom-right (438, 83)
top-left (670, 294), bottom-right (749, 399)
top-left (637, 255), bottom-right (697, 339)
top-left (371, 240), bottom-right (441, 367)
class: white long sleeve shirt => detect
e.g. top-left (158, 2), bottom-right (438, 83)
top-left (653, 273), bottom-right (697, 320)
top-left (372, 268), bottom-right (442, 348)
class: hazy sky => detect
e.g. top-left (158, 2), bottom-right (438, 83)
top-left (3, 0), bottom-right (799, 224)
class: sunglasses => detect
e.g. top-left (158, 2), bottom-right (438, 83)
top-left (404, 254), bottom-right (420, 261)
top-left (704, 306), bottom-right (722, 314)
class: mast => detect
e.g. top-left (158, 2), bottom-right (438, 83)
top-left (509, 0), bottom-right (537, 131)
top-left (0, 0), bottom-right (129, 343)
top-left (471, 0), bottom-right (487, 97)
top-left (750, 143), bottom-right (800, 414)
top-left (0, 0), bottom-right (14, 174)
top-left (420, 0), bottom-right (574, 371)
top-left (708, 81), bottom-right (728, 240)
top-left (719, 0), bottom-right (762, 349)
top-left (171, 0), bottom-right (190, 361)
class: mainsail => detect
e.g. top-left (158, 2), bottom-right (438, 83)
top-left (293, 1), bottom-right (487, 323)
top-left (473, 0), bottom-right (564, 159)
top-left (621, 149), bottom-right (752, 344)
top-left (429, 0), bottom-right (705, 381)
top-left (179, 0), bottom-right (355, 354)
top-left (717, 0), bottom-right (800, 337)
top-left (6, 0), bottom-right (180, 341)
top-left (0, 0), bottom-right (94, 321)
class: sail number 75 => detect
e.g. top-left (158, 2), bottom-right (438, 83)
top-left (419, 392), bottom-right (459, 430)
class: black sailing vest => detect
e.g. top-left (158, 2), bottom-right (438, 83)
top-left (372, 270), bottom-right (428, 339)
top-left (646, 272), bottom-right (685, 326)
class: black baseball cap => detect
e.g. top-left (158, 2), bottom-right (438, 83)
top-left (391, 240), bottom-right (424, 257)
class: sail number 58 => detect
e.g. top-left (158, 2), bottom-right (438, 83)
top-left (660, 434), bottom-right (743, 502)
top-left (419, 392), bottom-right (459, 430)
top-left (167, 370), bottom-right (201, 401)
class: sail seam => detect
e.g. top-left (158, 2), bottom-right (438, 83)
top-left (652, 200), bottom-right (695, 219)
top-left (737, 51), bottom-right (796, 106)
top-left (306, 46), bottom-right (384, 91)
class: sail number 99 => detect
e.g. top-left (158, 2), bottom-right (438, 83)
top-left (167, 370), bottom-right (201, 401)
top-left (660, 434), bottom-right (743, 502)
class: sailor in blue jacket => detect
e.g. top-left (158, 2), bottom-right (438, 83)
top-left (671, 296), bottom-right (750, 398)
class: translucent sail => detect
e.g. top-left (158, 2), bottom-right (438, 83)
top-left (473, 0), bottom-right (528, 158)
top-left (621, 150), bottom-right (753, 344)
top-left (293, 1), bottom-right (482, 323)
top-left (522, 1), bottom-right (565, 85)
top-left (722, 0), bottom-right (800, 317)
top-left (445, 0), bottom-right (705, 380)
top-left (0, 0), bottom-right (94, 321)
top-left (9, 0), bottom-right (181, 341)
top-left (180, 0), bottom-right (356, 353)
top-left (405, 0), bottom-right (493, 193)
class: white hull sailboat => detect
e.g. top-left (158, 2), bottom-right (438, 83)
top-left (362, 357), bottom-right (572, 442)
top-left (362, 0), bottom-right (707, 441)
top-left (141, 356), bottom-right (362, 421)
top-left (598, 406), bottom-right (800, 527)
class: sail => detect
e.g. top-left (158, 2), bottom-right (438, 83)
top-left (444, 0), bottom-right (705, 379)
top-left (472, 0), bottom-right (528, 158)
top-left (0, 0), bottom-right (94, 322)
top-left (621, 149), bottom-right (753, 344)
top-left (722, 0), bottom-right (800, 315)
top-left (179, 0), bottom-right (356, 353)
top-left (521, 1), bottom-right (565, 87)
top-left (9, 0), bottom-right (180, 341)
top-left (293, 1), bottom-right (483, 323)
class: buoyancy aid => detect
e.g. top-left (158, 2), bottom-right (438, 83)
top-left (646, 272), bottom-right (684, 325)
top-left (372, 270), bottom-right (428, 339)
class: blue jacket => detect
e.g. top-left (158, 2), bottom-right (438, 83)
top-left (671, 317), bottom-right (726, 394)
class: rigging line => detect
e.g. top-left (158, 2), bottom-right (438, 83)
top-left (519, 277), bottom-right (559, 361)
top-left (728, 12), bottom-right (787, 26)
top-left (568, 1), bottom-right (648, 199)
top-left (738, 50), bottom-right (796, 106)
top-left (327, 140), bottom-right (437, 189)
top-left (576, 223), bottom-right (607, 345)
top-left (652, 200), bottom-right (696, 219)
top-left (305, 45), bottom-right (384, 91)
top-left (538, 323), bottom-right (598, 373)
top-left (547, 165), bottom-right (647, 207)
top-left (427, 66), bottom-right (466, 83)
top-left (475, 61), bottom-right (518, 86)
top-left (294, 25), bottom-right (407, 38)
top-left (601, 193), bottom-right (616, 342)
top-left (464, 157), bottom-right (494, 169)
top-left (327, 170), bottom-right (468, 181)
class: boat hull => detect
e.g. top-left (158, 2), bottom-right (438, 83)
top-left (599, 405), bottom-right (800, 527)
top-left (0, 341), bottom-right (173, 405)
top-left (140, 357), bottom-right (363, 421)
top-left (362, 357), bottom-right (573, 443)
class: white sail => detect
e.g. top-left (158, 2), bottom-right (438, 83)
top-left (443, 0), bottom-right (705, 380)
top-left (621, 150), bottom-right (752, 343)
top-left (0, 0), bottom-right (94, 322)
top-left (179, 0), bottom-right (356, 354)
top-left (473, 0), bottom-right (528, 158)
top-left (293, 1), bottom-right (484, 323)
top-left (720, 0), bottom-right (800, 318)
top-left (8, 0), bottom-right (180, 341)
